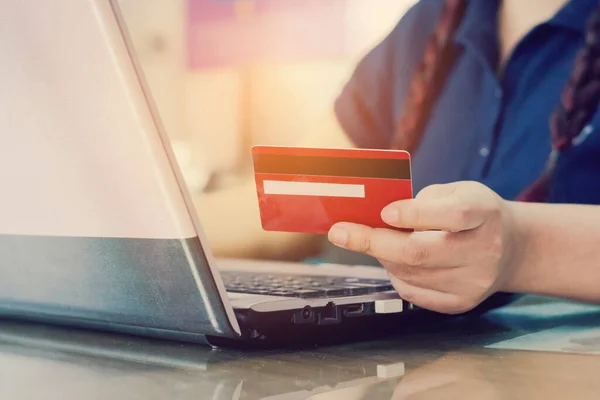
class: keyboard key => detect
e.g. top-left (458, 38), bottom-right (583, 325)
top-left (343, 286), bottom-right (372, 296)
top-left (343, 282), bottom-right (394, 292)
top-left (268, 291), bottom-right (297, 297)
top-left (318, 286), bottom-right (351, 297)
top-left (291, 289), bottom-right (325, 298)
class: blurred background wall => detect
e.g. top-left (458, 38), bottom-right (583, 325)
top-left (117, 0), bottom-right (416, 193)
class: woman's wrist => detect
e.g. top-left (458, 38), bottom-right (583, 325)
top-left (498, 200), bottom-right (538, 294)
top-left (498, 200), bottom-right (600, 301)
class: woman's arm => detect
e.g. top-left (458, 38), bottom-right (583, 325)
top-left (327, 181), bottom-right (600, 314)
top-left (506, 201), bottom-right (600, 302)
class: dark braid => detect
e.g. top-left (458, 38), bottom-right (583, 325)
top-left (391, 0), bottom-right (467, 151)
top-left (520, 3), bottom-right (600, 201)
top-left (392, 0), bottom-right (600, 203)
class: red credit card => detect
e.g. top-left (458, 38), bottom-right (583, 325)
top-left (252, 146), bottom-right (412, 234)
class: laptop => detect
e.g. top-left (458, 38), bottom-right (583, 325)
top-left (0, 0), bottom-right (413, 346)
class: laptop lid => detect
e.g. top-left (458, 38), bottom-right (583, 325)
top-left (0, 0), bottom-right (240, 340)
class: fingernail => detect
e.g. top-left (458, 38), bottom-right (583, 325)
top-left (328, 226), bottom-right (349, 247)
top-left (381, 206), bottom-right (400, 224)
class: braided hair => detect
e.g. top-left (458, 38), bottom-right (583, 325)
top-left (392, 0), bottom-right (600, 202)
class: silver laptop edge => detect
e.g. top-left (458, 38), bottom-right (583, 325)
top-left (108, 0), bottom-right (242, 336)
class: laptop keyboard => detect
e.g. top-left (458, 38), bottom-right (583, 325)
top-left (221, 271), bottom-right (394, 299)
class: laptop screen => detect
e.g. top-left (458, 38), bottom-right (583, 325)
top-left (0, 0), bottom-right (240, 339)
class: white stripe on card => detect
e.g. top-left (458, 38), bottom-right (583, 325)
top-left (263, 180), bottom-right (365, 198)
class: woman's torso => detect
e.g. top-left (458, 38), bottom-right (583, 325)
top-left (335, 0), bottom-right (600, 204)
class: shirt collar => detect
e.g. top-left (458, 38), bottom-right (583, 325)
top-left (453, 0), bottom-right (501, 68)
top-left (548, 0), bottom-right (598, 33)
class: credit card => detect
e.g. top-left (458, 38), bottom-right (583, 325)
top-left (252, 146), bottom-right (412, 234)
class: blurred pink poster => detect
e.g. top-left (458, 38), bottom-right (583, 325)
top-left (187, 0), bottom-right (348, 68)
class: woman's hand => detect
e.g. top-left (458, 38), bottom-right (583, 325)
top-left (327, 181), bottom-right (524, 314)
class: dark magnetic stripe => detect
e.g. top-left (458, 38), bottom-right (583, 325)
top-left (253, 154), bottom-right (411, 180)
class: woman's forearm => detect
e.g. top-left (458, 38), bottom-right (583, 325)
top-left (505, 201), bottom-right (600, 302)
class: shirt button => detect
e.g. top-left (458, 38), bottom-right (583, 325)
top-left (479, 147), bottom-right (490, 157)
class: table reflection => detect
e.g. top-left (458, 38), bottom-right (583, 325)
top-left (1, 298), bottom-right (599, 400)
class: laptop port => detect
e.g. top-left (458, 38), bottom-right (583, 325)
top-left (301, 306), bottom-right (312, 320)
top-left (317, 302), bottom-right (341, 325)
top-left (343, 304), bottom-right (365, 317)
top-left (292, 306), bottom-right (315, 324)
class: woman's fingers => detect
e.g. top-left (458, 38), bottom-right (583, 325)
top-left (387, 274), bottom-right (473, 315)
top-left (381, 182), bottom-right (494, 232)
top-left (381, 197), bottom-right (486, 232)
top-left (328, 222), bottom-right (468, 267)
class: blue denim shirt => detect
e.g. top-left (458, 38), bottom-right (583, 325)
top-left (335, 0), bottom-right (600, 204)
